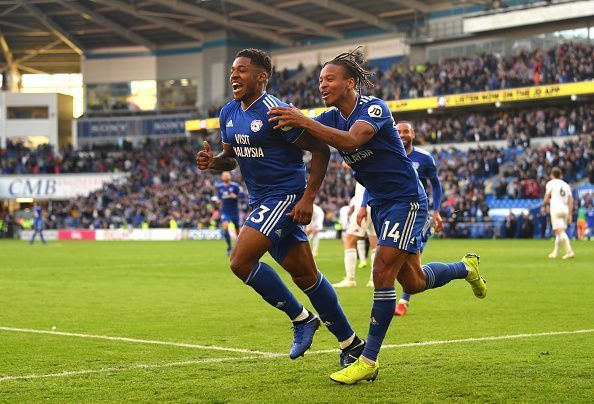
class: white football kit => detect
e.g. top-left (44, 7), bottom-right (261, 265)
top-left (346, 182), bottom-right (376, 237)
top-left (308, 204), bottom-right (325, 231)
top-left (545, 178), bottom-right (572, 230)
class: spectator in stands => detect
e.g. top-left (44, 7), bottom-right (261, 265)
top-left (4, 116), bottom-right (591, 235)
top-left (505, 212), bottom-right (517, 238)
top-left (199, 43), bottom-right (593, 120)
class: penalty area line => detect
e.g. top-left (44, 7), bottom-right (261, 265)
top-left (309, 328), bottom-right (594, 355)
top-left (0, 326), bottom-right (276, 356)
top-left (2, 328), bottom-right (593, 382)
top-left (0, 355), bottom-right (283, 382)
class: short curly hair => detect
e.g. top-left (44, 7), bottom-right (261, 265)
top-left (236, 48), bottom-right (272, 77)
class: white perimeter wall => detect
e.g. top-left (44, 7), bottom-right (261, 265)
top-left (82, 56), bottom-right (157, 83)
top-left (156, 52), bottom-right (202, 80)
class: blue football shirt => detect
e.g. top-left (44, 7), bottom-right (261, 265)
top-left (315, 95), bottom-right (425, 206)
top-left (33, 206), bottom-right (43, 230)
top-left (219, 93), bottom-right (306, 205)
top-left (216, 181), bottom-right (244, 216)
top-left (408, 147), bottom-right (442, 210)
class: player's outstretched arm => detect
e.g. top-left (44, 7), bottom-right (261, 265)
top-left (196, 141), bottom-right (237, 171)
top-left (267, 105), bottom-right (374, 153)
top-left (288, 132), bottom-right (330, 225)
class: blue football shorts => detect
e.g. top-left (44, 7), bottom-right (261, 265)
top-left (244, 193), bottom-right (309, 263)
top-left (220, 212), bottom-right (240, 228)
top-left (371, 199), bottom-right (428, 254)
top-left (419, 210), bottom-right (434, 253)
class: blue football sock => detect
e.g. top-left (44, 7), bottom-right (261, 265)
top-left (245, 262), bottom-right (303, 320)
top-left (362, 287), bottom-right (397, 362)
top-left (304, 272), bottom-right (354, 342)
top-left (222, 229), bottom-right (231, 249)
top-left (422, 262), bottom-right (468, 290)
top-left (401, 292), bottom-right (411, 302)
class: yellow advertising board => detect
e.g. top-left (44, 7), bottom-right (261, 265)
top-left (442, 81), bottom-right (594, 108)
top-left (185, 117), bottom-right (220, 132)
top-left (184, 106), bottom-right (335, 132)
top-left (387, 97), bottom-right (439, 112)
top-left (185, 81), bottom-right (594, 131)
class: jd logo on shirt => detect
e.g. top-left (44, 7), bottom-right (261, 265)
top-left (367, 105), bottom-right (382, 117)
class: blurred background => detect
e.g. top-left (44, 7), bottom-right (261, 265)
top-left (0, 0), bottom-right (592, 242)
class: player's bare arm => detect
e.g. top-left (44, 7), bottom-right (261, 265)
top-left (356, 206), bottom-right (367, 227)
top-left (542, 191), bottom-right (551, 212)
top-left (196, 141), bottom-right (238, 171)
top-left (433, 211), bottom-right (444, 233)
top-left (288, 131), bottom-right (330, 225)
top-left (267, 105), bottom-right (375, 153)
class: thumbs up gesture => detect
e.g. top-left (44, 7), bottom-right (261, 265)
top-left (196, 141), bottom-right (214, 170)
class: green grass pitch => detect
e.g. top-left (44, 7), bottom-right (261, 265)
top-left (1, 239), bottom-right (593, 402)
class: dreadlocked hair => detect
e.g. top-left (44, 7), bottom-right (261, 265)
top-left (324, 46), bottom-right (374, 93)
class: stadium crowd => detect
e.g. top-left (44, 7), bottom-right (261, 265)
top-left (204, 42), bottom-right (594, 114)
top-left (2, 41), bottom-right (593, 237)
top-left (2, 103), bottom-right (592, 177)
top-left (433, 135), bottom-right (593, 238)
top-left (374, 42), bottom-right (594, 100)
top-left (410, 104), bottom-right (594, 144)
top-left (3, 132), bottom-right (592, 238)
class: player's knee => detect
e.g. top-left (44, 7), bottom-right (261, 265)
top-left (371, 263), bottom-right (395, 288)
top-left (344, 234), bottom-right (357, 248)
top-left (292, 271), bottom-right (317, 290)
top-left (229, 256), bottom-right (253, 282)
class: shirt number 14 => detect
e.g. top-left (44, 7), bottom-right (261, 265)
top-left (382, 221), bottom-right (400, 242)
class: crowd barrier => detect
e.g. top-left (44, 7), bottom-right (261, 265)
top-left (18, 228), bottom-right (341, 241)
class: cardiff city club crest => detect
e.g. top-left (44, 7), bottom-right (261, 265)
top-left (251, 119), bottom-right (263, 132)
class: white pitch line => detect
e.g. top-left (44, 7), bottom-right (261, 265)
top-left (0, 326), bottom-right (275, 356)
top-left (1, 328), bottom-right (593, 382)
top-left (3, 262), bottom-right (201, 272)
top-left (0, 355), bottom-right (281, 382)
top-left (308, 328), bottom-right (594, 355)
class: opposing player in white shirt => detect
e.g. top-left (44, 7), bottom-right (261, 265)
top-left (306, 204), bottom-right (325, 257)
top-left (543, 167), bottom-right (574, 259)
top-left (333, 180), bottom-right (378, 288)
top-left (351, 182), bottom-right (374, 270)
top-left (338, 205), bottom-right (350, 242)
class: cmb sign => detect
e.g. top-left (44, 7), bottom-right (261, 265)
top-left (7, 178), bottom-right (57, 197)
top-left (0, 173), bottom-right (128, 200)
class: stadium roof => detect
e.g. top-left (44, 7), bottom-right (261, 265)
top-left (0, 0), bottom-right (490, 74)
